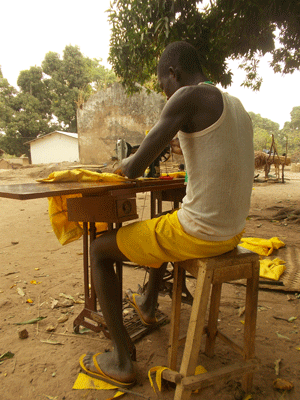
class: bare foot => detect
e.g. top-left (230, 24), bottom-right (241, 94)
top-left (126, 289), bottom-right (157, 325)
top-left (82, 351), bottom-right (135, 383)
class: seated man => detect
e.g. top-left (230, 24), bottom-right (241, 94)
top-left (81, 41), bottom-right (254, 387)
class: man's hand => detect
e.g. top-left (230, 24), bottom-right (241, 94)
top-left (170, 138), bottom-right (183, 155)
top-left (113, 157), bottom-right (132, 177)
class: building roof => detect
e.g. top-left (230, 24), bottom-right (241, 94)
top-left (26, 131), bottom-right (78, 144)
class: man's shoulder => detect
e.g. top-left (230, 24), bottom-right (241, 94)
top-left (174, 84), bottom-right (221, 103)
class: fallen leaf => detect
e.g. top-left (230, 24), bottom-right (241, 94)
top-left (0, 351), bottom-right (14, 361)
top-left (296, 347), bottom-right (300, 351)
top-left (238, 306), bottom-right (245, 317)
top-left (286, 295), bottom-right (295, 301)
top-left (273, 378), bottom-right (294, 390)
top-left (57, 315), bottom-right (69, 324)
top-left (74, 299), bottom-right (85, 304)
top-left (10, 284), bottom-right (16, 289)
top-left (274, 359), bottom-right (281, 376)
top-left (26, 299), bottom-right (33, 303)
top-left (59, 293), bottom-right (75, 302)
top-left (34, 268), bottom-right (40, 271)
top-left (276, 332), bottom-right (291, 341)
top-left (288, 317), bottom-right (297, 323)
top-left (258, 306), bottom-right (269, 311)
top-left (30, 280), bottom-right (41, 285)
top-left (15, 316), bottom-right (47, 325)
top-left (46, 324), bottom-right (57, 332)
top-left (60, 299), bottom-right (73, 307)
top-left (77, 327), bottom-right (91, 334)
top-left (17, 287), bottom-right (25, 296)
top-left (40, 340), bottom-right (63, 346)
top-left (240, 320), bottom-right (245, 325)
top-left (51, 299), bottom-right (59, 309)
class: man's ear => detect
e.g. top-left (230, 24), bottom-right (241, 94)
top-left (168, 67), bottom-right (177, 79)
top-left (169, 66), bottom-right (181, 81)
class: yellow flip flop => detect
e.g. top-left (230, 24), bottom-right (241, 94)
top-left (125, 292), bottom-right (158, 326)
top-left (79, 353), bottom-right (136, 389)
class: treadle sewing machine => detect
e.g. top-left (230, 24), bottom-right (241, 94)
top-left (0, 140), bottom-right (190, 359)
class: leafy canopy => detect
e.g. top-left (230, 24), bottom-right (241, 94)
top-left (108, 0), bottom-right (300, 93)
top-left (0, 46), bottom-right (117, 156)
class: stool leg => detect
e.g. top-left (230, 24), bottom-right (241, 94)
top-left (168, 263), bottom-right (184, 370)
top-left (175, 267), bottom-right (212, 400)
top-left (205, 283), bottom-right (222, 357)
top-left (242, 261), bottom-right (259, 393)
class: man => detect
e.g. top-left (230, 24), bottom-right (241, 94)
top-left (80, 41), bottom-right (254, 387)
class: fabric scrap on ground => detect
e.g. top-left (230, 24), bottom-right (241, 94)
top-left (259, 258), bottom-right (286, 281)
top-left (73, 373), bottom-right (124, 399)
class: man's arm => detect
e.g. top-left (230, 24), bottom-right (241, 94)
top-left (118, 87), bottom-right (193, 178)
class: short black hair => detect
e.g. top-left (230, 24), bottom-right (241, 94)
top-left (158, 41), bottom-right (203, 78)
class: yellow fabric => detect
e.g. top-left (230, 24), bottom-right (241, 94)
top-left (148, 365), bottom-right (207, 394)
top-left (73, 373), bottom-right (124, 398)
top-left (48, 194), bottom-right (108, 245)
top-left (161, 171), bottom-right (186, 178)
top-left (117, 210), bottom-right (243, 268)
top-left (259, 258), bottom-right (286, 281)
top-left (37, 169), bottom-right (128, 183)
top-left (39, 169), bottom-right (127, 245)
top-left (239, 237), bottom-right (285, 256)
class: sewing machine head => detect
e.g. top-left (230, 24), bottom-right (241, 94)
top-left (115, 138), bottom-right (170, 178)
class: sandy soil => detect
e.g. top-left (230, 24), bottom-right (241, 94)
top-left (0, 163), bottom-right (300, 400)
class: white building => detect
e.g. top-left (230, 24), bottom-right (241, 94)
top-left (28, 131), bottom-right (79, 164)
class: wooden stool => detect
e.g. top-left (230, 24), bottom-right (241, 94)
top-left (162, 246), bottom-right (260, 400)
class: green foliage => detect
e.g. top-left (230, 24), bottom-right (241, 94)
top-left (0, 65), bottom-right (52, 156)
top-left (249, 110), bottom-right (300, 160)
top-left (0, 47), bottom-right (117, 156)
top-left (107, 0), bottom-right (300, 93)
top-left (42, 46), bottom-right (117, 131)
top-left (0, 67), bottom-right (17, 131)
top-left (281, 107), bottom-right (300, 161)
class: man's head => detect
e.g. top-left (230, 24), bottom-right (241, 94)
top-left (158, 41), bottom-right (204, 99)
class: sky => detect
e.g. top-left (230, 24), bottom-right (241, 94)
top-left (1, 0), bottom-right (299, 129)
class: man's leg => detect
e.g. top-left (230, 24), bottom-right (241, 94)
top-left (126, 263), bottom-right (168, 324)
top-left (82, 230), bottom-right (168, 382)
top-left (82, 230), bottom-right (135, 383)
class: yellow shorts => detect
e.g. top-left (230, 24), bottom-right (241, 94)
top-left (116, 210), bottom-right (243, 268)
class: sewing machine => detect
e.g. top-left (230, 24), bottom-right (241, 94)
top-left (115, 138), bottom-right (171, 178)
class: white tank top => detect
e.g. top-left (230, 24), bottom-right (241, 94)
top-left (177, 86), bottom-right (254, 241)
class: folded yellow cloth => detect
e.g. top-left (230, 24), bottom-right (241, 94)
top-left (38, 169), bottom-right (127, 245)
top-left (259, 258), bottom-right (286, 281)
top-left (239, 237), bottom-right (285, 256)
top-left (73, 373), bottom-right (124, 399)
top-left (37, 169), bottom-right (128, 183)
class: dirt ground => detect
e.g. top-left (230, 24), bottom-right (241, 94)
top-left (0, 163), bottom-right (300, 400)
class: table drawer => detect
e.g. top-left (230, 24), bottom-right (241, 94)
top-left (67, 195), bottom-right (138, 223)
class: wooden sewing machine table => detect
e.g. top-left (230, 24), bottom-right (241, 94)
top-left (0, 178), bottom-right (186, 353)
